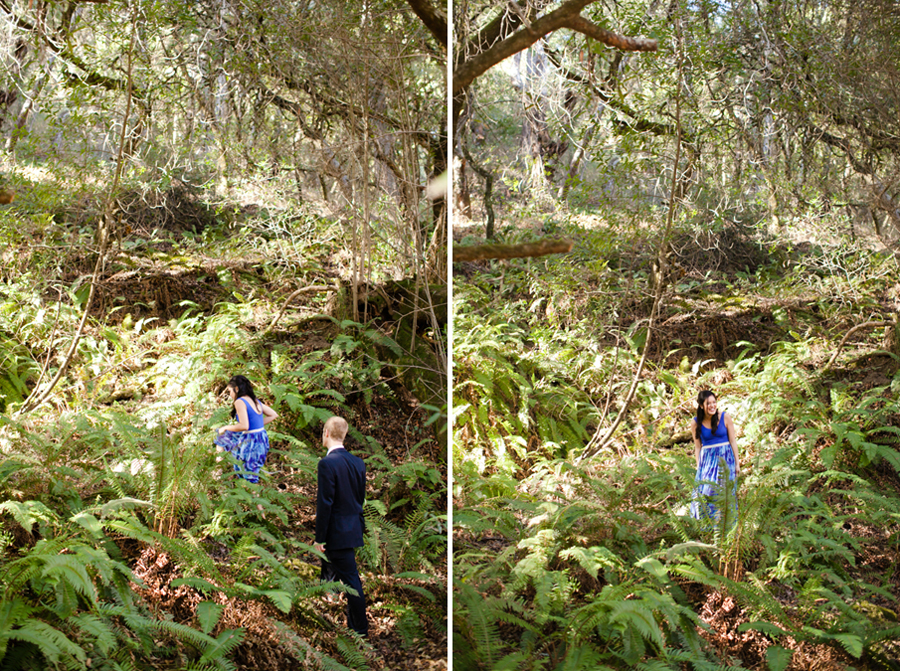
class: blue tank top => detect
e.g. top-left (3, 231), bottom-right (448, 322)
top-left (238, 398), bottom-right (265, 431)
top-left (698, 412), bottom-right (728, 446)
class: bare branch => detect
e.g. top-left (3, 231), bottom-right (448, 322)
top-left (453, 0), bottom-right (657, 95)
top-left (578, 11), bottom-right (680, 463)
top-left (454, 0), bottom-right (594, 96)
top-left (823, 320), bottom-right (894, 372)
top-left (263, 285), bottom-right (334, 336)
top-left (453, 238), bottom-right (573, 263)
top-left (566, 15), bottom-right (659, 52)
top-left (405, 0), bottom-right (448, 49)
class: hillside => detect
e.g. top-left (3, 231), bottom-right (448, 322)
top-left (0, 170), bottom-right (447, 670)
top-left (452, 212), bottom-right (900, 670)
top-left (452, 1), bottom-right (900, 665)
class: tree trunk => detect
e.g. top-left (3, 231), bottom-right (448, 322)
top-left (453, 156), bottom-right (472, 219)
top-left (559, 108), bottom-right (597, 199)
top-left (5, 55), bottom-right (55, 153)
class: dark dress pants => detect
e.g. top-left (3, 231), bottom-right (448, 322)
top-left (322, 548), bottom-right (368, 637)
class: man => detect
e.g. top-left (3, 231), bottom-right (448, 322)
top-left (314, 416), bottom-right (368, 637)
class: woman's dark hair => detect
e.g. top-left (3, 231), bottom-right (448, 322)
top-left (694, 390), bottom-right (719, 439)
top-left (227, 375), bottom-right (258, 415)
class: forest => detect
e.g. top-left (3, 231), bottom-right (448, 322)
top-left (452, 1), bottom-right (900, 670)
top-left (0, 1), bottom-right (447, 670)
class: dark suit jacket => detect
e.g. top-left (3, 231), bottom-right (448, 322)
top-left (316, 447), bottom-right (366, 550)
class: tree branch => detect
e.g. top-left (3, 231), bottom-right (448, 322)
top-left (808, 123), bottom-right (873, 176)
top-left (405, 0), bottom-right (447, 49)
top-left (454, 0), bottom-right (594, 96)
top-left (823, 320), bottom-right (894, 372)
top-left (271, 77), bottom-right (433, 149)
top-left (453, 0), bottom-right (657, 95)
top-left (263, 285), bottom-right (333, 336)
top-left (577, 9), bottom-right (681, 463)
top-left (459, 133), bottom-right (496, 239)
top-left (17, 1), bottom-right (138, 415)
top-left (453, 238), bottom-right (573, 263)
top-left (465, 4), bottom-right (535, 57)
top-left (566, 15), bottom-right (659, 52)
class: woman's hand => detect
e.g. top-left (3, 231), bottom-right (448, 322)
top-left (218, 426), bottom-right (228, 435)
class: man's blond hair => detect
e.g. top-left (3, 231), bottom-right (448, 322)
top-left (324, 416), bottom-right (348, 440)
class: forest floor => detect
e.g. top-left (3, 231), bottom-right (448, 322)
top-left (0, 179), bottom-right (447, 670)
top-left (453, 208), bottom-right (900, 670)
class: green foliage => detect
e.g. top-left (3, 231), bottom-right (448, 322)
top-left (454, 217), bottom-right (900, 668)
top-left (0, 2), bottom-right (448, 668)
top-left (454, 281), bottom-right (605, 475)
top-left (0, 290), bottom-right (444, 669)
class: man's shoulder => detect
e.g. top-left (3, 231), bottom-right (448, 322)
top-left (321, 448), bottom-right (364, 466)
top-left (338, 449), bottom-right (365, 466)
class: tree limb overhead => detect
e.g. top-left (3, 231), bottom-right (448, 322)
top-left (454, 238), bottom-right (574, 263)
top-left (405, 0), bottom-right (448, 49)
top-left (453, 0), bottom-right (657, 96)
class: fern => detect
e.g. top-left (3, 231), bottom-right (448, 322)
top-left (335, 634), bottom-right (370, 671)
top-left (268, 620), bottom-right (355, 671)
top-left (3, 618), bottom-right (87, 665)
top-left (0, 500), bottom-right (59, 536)
top-left (68, 612), bottom-right (117, 656)
top-left (197, 628), bottom-right (245, 667)
top-left (453, 582), bottom-right (511, 669)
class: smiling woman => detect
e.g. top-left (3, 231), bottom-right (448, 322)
top-left (690, 389), bottom-right (741, 525)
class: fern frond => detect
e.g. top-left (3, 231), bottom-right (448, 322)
top-left (152, 617), bottom-right (218, 651)
top-left (0, 499), bottom-right (59, 535)
top-left (6, 618), bottom-right (87, 664)
top-left (41, 554), bottom-right (99, 604)
top-left (269, 620), bottom-right (354, 671)
top-left (198, 628), bottom-right (245, 665)
top-left (335, 634), bottom-right (370, 671)
top-left (69, 612), bottom-right (117, 655)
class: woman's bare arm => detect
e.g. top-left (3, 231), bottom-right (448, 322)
top-left (260, 402), bottom-right (278, 425)
top-left (219, 399), bottom-right (250, 433)
top-left (724, 412), bottom-right (740, 474)
top-left (691, 419), bottom-right (702, 464)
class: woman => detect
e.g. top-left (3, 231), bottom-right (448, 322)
top-left (690, 390), bottom-right (740, 524)
top-left (214, 375), bottom-right (278, 483)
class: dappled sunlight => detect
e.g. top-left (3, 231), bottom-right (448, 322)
top-left (453, 214), bottom-right (900, 667)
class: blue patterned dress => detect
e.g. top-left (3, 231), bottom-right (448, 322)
top-left (214, 398), bottom-right (269, 483)
top-left (690, 412), bottom-right (738, 523)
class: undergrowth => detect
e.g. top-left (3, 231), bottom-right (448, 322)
top-left (453, 217), bottom-right (900, 670)
top-left (0, 179), bottom-right (447, 669)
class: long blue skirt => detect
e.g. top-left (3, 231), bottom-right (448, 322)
top-left (690, 443), bottom-right (738, 525)
top-left (214, 429), bottom-right (269, 483)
